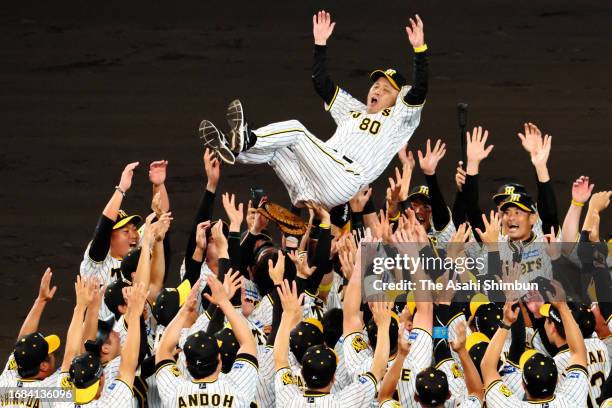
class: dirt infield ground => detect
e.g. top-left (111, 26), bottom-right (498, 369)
top-left (0, 0), bottom-right (610, 360)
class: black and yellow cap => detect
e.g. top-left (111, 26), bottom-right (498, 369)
top-left (13, 333), bottom-right (61, 378)
top-left (152, 280), bottom-right (192, 327)
top-left (290, 318), bottom-right (324, 361)
top-left (366, 312), bottom-right (400, 353)
top-left (540, 303), bottom-right (596, 339)
top-left (492, 183), bottom-right (527, 205)
top-left (104, 278), bottom-right (130, 319)
top-left (215, 327), bottom-right (240, 374)
top-left (113, 209), bottom-right (142, 230)
top-left (519, 349), bottom-right (558, 397)
top-left (119, 247), bottom-right (141, 283)
top-left (330, 203), bottom-right (351, 229)
top-left (69, 351), bottom-right (104, 404)
top-left (466, 332), bottom-right (490, 372)
top-left (470, 295), bottom-right (502, 339)
top-left (370, 68), bottom-right (406, 91)
top-left (301, 345), bottom-right (337, 388)
top-left (499, 193), bottom-right (536, 213)
top-left (183, 331), bottom-right (221, 374)
top-left (415, 367), bottom-right (449, 406)
top-left (407, 185), bottom-right (431, 203)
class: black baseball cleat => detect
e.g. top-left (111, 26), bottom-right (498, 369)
top-left (199, 120), bottom-right (236, 165)
top-left (226, 99), bottom-right (253, 153)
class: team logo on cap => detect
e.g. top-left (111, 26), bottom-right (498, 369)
top-left (419, 186), bottom-right (429, 195)
top-left (385, 69), bottom-right (397, 76)
top-left (504, 186), bottom-right (516, 195)
top-left (508, 193), bottom-right (521, 202)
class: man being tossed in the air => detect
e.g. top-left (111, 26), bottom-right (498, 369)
top-left (201, 10), bottom-right (428, 208)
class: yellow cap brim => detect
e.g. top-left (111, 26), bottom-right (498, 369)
top-left (406, 291), bottom-right (416, 315)
top-left (113, 215), bottom-right (142, 230)
top-left (466, 332), bottom-right (490, 351)
top-left (303, 318), bottom-right (324, 333)
top-left (74, 379), bottom-right (100, 404)
top-left (176, 280), bottom-right (192, 306)
top-left (44, 335), bottom-right (61, 354)
top-left (369, 70), bottom-right (401, 91)
top-left (469, 293), bottom-right (490, 316)
top-left (519, 349), bottom-right (538, 371)
top-left (539, 303), bottom-right (552, 318)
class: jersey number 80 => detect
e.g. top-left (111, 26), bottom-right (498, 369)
top-left (358, 118), bottom-right (381, 135)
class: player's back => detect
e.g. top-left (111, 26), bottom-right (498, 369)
top-left (0, 370), bottom-right (62, 408)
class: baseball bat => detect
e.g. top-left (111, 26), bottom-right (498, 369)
top-left (457, 103), bottom-right (468, 165)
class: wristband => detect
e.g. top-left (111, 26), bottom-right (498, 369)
top-left (498, 321), bottom-right (511, 330)
top-left (571, 200), bottom-right (585, 207)
top-left (115, 186), bottom-right (126, 197)
top-left (319, 223), bottom-right (331, 229)
top-left (413, 44), bottom-right (428, 53)
top-left (318, 281), bottom-right (333, 292)
top-left (389, 212), bottom-right (401, 222)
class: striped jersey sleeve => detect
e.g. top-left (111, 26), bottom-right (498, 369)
top-left (325, 87), bottom-right (367, 125)
top-left (274, 367), bottom-right (302, 405)
top-left (484, 379), bottom-right (523, 408)
top-left (335, 372), bottom-right (378, 407)
top-left (224, 353), bottom-right (258, 404)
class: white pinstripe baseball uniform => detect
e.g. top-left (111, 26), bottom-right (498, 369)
top-left (0, 365), bottom-right (61, 408)
top-left (255, 346), bottom-right (306, 408)
top-left (497, 233), bottom-right (552, 284)
top-left (484, 364), bottom-right (590, 408)
top-left (155, 354), bottom-right (258, 408)
top-left (554, 338), bottom-right (609, 408)
top-left (56, 372), bottom-right (135, 408)
top-left (436, 358), bottom-right (467, 406)
top-left (275, 367), bottom-right (377, 407)
top-left (237, 85), bottom-right (423, 209)
top-left (79, 244), bottom-right (119, 319)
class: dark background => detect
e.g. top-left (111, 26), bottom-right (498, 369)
top-left (1, 0), bottom-right (610, 361)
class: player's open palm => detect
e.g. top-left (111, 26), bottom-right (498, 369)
top-left (449, 321), bottom-right (467, 352)
top-left (269, 249), bottom-right (287, 284)
top-left (572, 176), bottom-right (594, 204)
top-left (517, 122), bottom-right (540, 155)
top-left (530, 133), bottom-right (552, 168)
top-left (222, 269), bottom-right (242, 300)
top-left (37, 267), bottom-right (57, 303)
top-left (475, 210), bottom-right (501, 249)
top-left (222, 192), bottom-right (244, 230)
top-left (203, 148), bottom-right (220, 187)
top-left (125, 282), bottom-right (149, 317)
top-left (405, 14), bottom-right (424, 48)
top-left (466, 126), bottom-right (493, 163)
top-left (118, 161), bottom-right (139, 192)
top-left (148, 160), bottom-right (168, 186)
top-left (278, 279), bottom-right (304, 324)
top-left (418, 138), bottom-right (447, 175)
top-left (589, 191), bottom-right (611, 213)
top-left (313, 10), bottom-right (335, 46)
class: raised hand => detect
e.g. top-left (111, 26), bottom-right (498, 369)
top-left (222, 193), bottom-right (244, 232)
top-left (517, 122), bottom-right (540, 155)
top-left (455, 161), bottom-right (466, 192)
top-left (75, 275), bottom-right (95, 308)
top-left (203, 148), bottom-right (220, 191)
top-left (37, 267), bottom-right (57, 303)
top-left (118, 162), bottom-right (139, 193)
top-left (268, 250), bottom-right (287, 284)
top-left (349, 186), bottom-right (373, 212)
top-left (287, 250), bottom-right (316, 279)
top-left (313, 10), bottom-right (336, 46)
top-left (370, 301), bottom-right (392, 328)
top-left (397, 146), bottom-right (416, 170)
top-left (449, 321), bottom-right (467, 352)
top-left (466, 126), bottom-right (494, 169)
top-left (195, 221), bottom-right (211, 250)
top-left (125, 282), bottom-right (149, 317)
top-left (502, 300), bottom-right (520, 326)
top-left (204, 275), bottom-right (230, 305)
top-left (154, 212), bottom-right (173, 242)
top-left (222, 269), bottom-right (242, 300)
top-left (405, 14), bottom-right (425, 48)
top-left (572, 176), bottom-right (594, 205)
top-left (589, 191), bottom-right (611, 213)
top-left (212, 220), bottom-right (228, 254)
top-left (530, 132), bottom-right (552, 169)
top-left (418, 139), bottom-right (447, 176)
top-left (543, 227), bottom-right (561, 260)
top-left (277, 279), bottom-right (304, 324)
top-left (475, 210), bottom-right (501, 250)
top-left (151, 192), bottom-right (163, 217)
top-left (447, 222), bottom-right (471, 260)
top-left (148, 160), bottom-right (168, 186)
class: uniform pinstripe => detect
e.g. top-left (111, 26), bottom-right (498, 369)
top-left (554, 338), bottom-right (609, 408)
top-left (499, 361), bottom-right (525, 400)
top-left (155, 356), bottom-right (257, 408)
top-left (255, 346), bottom-right (306, 408)
top-left (498, 233), bottom-right (552, 284)
top-left (437, 358), bottom-right (467, 404)
top-left (236, 86), bottom-right (423, 208)
top-left (0, 364), bottom-right (61, 408)
top-left (484, 365), bottom-right (590, 408)
top-left (79, 244), bottom-right (120, 319)
top-left (275, 367), bottom-right (377, 407)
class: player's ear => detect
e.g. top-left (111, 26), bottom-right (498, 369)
top-left (101, 343), bottom-right (110, 355)
top-left (528, 213), bottom-right (537, 226)
top-left (414, 394), bottom-right (420, 403)
top-left (446, 391), bottom-right (451, 401)
top-left (118, 304), bottom-right (127, 315)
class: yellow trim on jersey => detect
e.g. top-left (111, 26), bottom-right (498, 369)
top-left (304, 290), bottom-right (318, 298)
top-left (411, 326), bottom-right (433, 337)
top-left (324, 86), bottom-right (341, 112)
top-left (448, 312), bottom-right (465, 326)
top-left (154, 361), bottom-right (176, 376)
top-left (484, 379), bottom-right (502, 395)
top-left (343, 330), bottom-right (365, 339)
top-left (401, 98), bottom-right (426, 108)
top-left (526, 396), bottom-right (556, 404)
top-left (434, 358), bottom-right (454, 369)
top-left (115, 378), bottom-right (135, 396)
top-left (275, 365), bottom-right (291, 373)
top-left (362, 371), bottom-right (378, 386)
top-left (191, 378), bottom-right (218, 384)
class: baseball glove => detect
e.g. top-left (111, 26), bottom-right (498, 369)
top-left (257, 202), bottom-right (307, 235)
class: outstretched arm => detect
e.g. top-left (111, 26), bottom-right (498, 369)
top-left (18, 268), bottom-right (57, 339)
top-left (404, 15), bottom-right (428, 105)
top-left (312, 10), bottom-right (338, 104)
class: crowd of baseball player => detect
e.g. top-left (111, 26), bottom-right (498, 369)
top-left (2, 10), bottom-right (612, 408)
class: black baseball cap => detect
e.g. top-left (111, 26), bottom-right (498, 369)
top-left (321, 308), bottom-right (343, 348)
top-left (113, 209), bottom-right (141, 230)
top-left (499, 193), bottom-right (536, 213)
top-left (407, 185), bottom-right (431, 203)
top-left (415, 367), bottom-right (449, 406)
top-left (119, 248), bottom-right (141, 283)
top-left (470, 294), bottom-right (502, 339)
top-left (493, 183), bottom-right (528, 205)
top-left (152, 280), bottom-right (192, 327)
top-left (13, 333), bottom-right (60, 378)
top-left (466, 332), bottom-right (490, 375)
top-left (330, 203), bottom-right (351, 229)
top-left (519, 349), bottom-right (558, 398)
top-left (366, 312), bottom-right (400, 354)
top-left (370, 68), bottom-right (406, 91)
top-left (540, 303), bottom-right (596, 339)
top-left (301, 345), bottom-right (337, 388)
top-left (69, 351), bottom-right (104, 404)
top-left (183, 331), bottom-right (221, 378)
top-left (290, 319), bottom-right (324, 361)
top-left (215, 327), bottom-right (240, 374)
top-left (104, 279), bottom-right (130, 319)
top-left (84, 315), bottom-right (116, 355)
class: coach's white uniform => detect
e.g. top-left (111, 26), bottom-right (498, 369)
top-left (237, 86), bottom-right (423, 208)
top-left (0, 355), bottom-right (61, 408)
top-left (56, 372), bottom-right (134, 408)
top-left (155, 354), bottom-right (257, 408)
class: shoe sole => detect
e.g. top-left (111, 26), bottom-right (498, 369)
top-left (199, 120), bottom-right (236, 165)
top-left (226, 99), bottom-right (244, 152)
